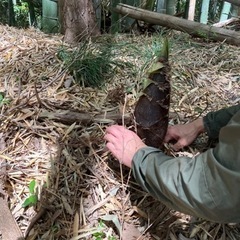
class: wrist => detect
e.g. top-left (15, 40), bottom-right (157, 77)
top-left (192, 118), bottom-right (205, 135)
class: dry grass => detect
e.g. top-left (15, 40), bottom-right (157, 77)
top-left (0, 24), bottom-right (240, 240)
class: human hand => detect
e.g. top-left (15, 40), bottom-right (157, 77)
top-left (164, 118), bottom-right (205, 151)
top-left (104, 125), bottom-right (146, 168)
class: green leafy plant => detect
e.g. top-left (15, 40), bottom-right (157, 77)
top-left (14, 2), bottom-right (29, 28)
top-left (92, 220), bottom-right (117, 240)
top-left (0, 92), bottom-right (10, 106)
top-left (93, 220), bottom-right (105, 240)
top-left (0, 0), bottom-right (8, 24)
top-left (22, 180), bottom-right (38, 208)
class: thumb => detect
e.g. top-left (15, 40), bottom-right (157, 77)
top-left (164, 133), bottom-right (173, 143)
top-left (164, 126), bottom-right (176, 143)
top-left (171, 138), bottom-right (188, 151)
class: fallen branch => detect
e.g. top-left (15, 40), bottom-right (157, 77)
top-left (114, 4), bottom-right (240, 46)
top-left (38, 110), bottom-right (131, 125)
top-left (213, 17), bottom-right (239, 28)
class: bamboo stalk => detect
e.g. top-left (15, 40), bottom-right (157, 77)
top-left (200, 0), bottom-right (210, 24)
top-left (220, 2), bottom-right (232, 22)
top-left (188, 0), bottom-right (196, 21)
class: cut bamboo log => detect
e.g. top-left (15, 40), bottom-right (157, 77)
top-left (113, 3), bottom-right (240, 46)
top-left (224, 0), bottom-right (240, 7)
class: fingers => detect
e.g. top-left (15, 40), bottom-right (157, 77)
top-left (164, 126), bottom-right (178, 143)
top-left (105, 125), bottom-right (125, 136)
top-left (104, 125), bottom-right (126, 147)
top-left (171, 138), bottom-right (188, 151)
top-left (164, 133), bottom-right (173, 143)
top-left (104, 132), bottom-right (117, 143)
top-left (105, 141), bottom-right (116, 155)
top-left (104, 125), bottom-right (120, 143)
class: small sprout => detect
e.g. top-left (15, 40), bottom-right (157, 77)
top-left (92, 220), bottom-right (117, 240)
top-left (22, 180), bottom-right (38, 208)
top-left (0, 92), bottom-right (10, 106)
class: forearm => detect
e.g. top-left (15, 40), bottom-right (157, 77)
top-left (132, 148), bottom-right (217, 221)
top-left (132, 110), bottom-right (240, 222)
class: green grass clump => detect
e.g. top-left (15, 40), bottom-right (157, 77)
top-left (58, 39), bottom-right (132, 88)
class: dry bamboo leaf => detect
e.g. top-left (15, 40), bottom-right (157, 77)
top-left (101, 214), bottom-right (122, 235)
top-left (178, 233), bottom-right (196, 240)
top-left (132, 206), bottom-right (148, 219)
top-left (73, 211), bottom-right (80, 238)
top-left (62, 122), bottom-right (77, 140)
top-left (69, 228), bottom-right (100, 240)
top-left (61, 195), bottom-right (74, 215)
top-left (169, 231), bottom-right (178, 240)
top-left (190, 225), bottom-right (201, 238)
top-left (80, 195), bottom-right (86, 226)
top-left (178, 87), bottom-right (199, 106)
top-left (121, 222), bottom-right (142, 240)
top-left (86, 187), bottom-right (119, 215)
top-left (0, 154), bottom-right (13, 161)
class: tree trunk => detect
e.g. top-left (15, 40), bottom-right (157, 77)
top-left (8, 0), bottom-right (16, 26)
top-left (183, 0), bottom-right (190, 19)
top-left (61, 0), bottom-right (100, 43)
top-left (114, 4), bottom-right (240, 46)
top-left (58, 0), bottom-right (64, 34)
top-left (27, 0), bottom-right (36, 26)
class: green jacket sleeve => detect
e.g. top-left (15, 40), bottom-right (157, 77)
top-left (132, 109), bottom-right (240, 223)
top-left (204, 104), bottom-right (240, 139)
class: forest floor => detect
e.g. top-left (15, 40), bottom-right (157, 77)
top-left (0, 24), bottom-right (240, 240)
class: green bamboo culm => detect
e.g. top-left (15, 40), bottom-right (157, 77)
top-left (200, 0), bottom-right (210, 23)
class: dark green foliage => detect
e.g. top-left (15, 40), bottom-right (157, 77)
top-left (0, 1), bottom-right (8, 24)
top-left (57, 39), bottom-right (133, 88)
top-left (0, 0), bottom-right (41, 28)
top-left (144, 0), bottom-right (156, 11)
top-left (14, 1), bottom-right (29, 27)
